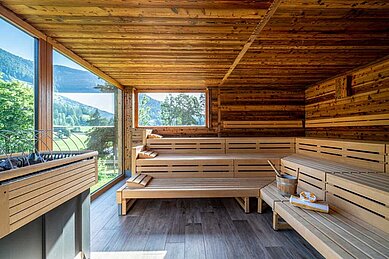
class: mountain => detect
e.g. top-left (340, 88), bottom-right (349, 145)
top-left (139, 93), bottom-right (162, 125)
top-left (0, 48), bottom-right (103, 93)
top-left (0, 48), bottom-right (33, 83)
top-left (0, 48), bottom-right (114, 126)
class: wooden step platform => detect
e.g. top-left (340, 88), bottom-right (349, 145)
top-left (116, 177), bottom-right (274, 215)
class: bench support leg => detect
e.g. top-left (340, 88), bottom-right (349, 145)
top-left (272, 211), bottom-right (291, 231)
top-left (235, 197), bottom-right (250, 213)
top-left (258, 197), bottom-right (269, 214)
top-left (119, 198), bottom-right (137, 216)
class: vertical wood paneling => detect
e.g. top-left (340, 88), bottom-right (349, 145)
top-left (37, 39), bottom-right (53, 151)
top-left (305, 57), bottom-right (389, 141)
top-left (123, 88), bottom-right (134, 171)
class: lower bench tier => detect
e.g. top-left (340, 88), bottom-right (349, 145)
top-left (117, 177), bottom-right (275, 215)
top-left (136, 153), bottom-right (288, 178)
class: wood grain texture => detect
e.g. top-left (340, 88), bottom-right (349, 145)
top-left (223, 0), bottom-right (389, 90)
top-left (4, 0), bottom-right (388, 90)
top-left (305, 57), bottom-right (389, 141)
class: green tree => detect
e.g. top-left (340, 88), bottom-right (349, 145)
top-left (0, 76), bottom-right (35, 153)
top-left (161, 94), bottom-right (204, 126)
top-left (139, 95), bottom-right (151, 126)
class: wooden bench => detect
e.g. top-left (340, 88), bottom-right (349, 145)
top-left (280, 154), bottom-right (376, 201)
top-left (133, 137), bottom-right (295, 178)
top-left (116, 177), bottom-right (274, 215)
top-left (272, 172), bottom-right (389, 258)
top-left (258, 181), bottom-right (290, 230)
top-left (136, 153), bottom-right (285, 178)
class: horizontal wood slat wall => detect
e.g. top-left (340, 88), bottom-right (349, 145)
top-left (305, 57), bottom-right (389, 141)
top-left (218, 87), bottom-right (305, 137)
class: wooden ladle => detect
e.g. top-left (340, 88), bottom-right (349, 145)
top-left (267, 160), bottom-right (282, 177)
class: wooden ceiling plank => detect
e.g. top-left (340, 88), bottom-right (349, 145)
top-left (4, 5), bottom-right (268, 19)
top-left (219, 0), bottom-right (282, 86)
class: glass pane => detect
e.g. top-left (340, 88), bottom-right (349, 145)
top-left (53, 51), bottom-right (122, 193)
top-left (0, 18), bottom-right (36, 154)
top-left (138, 92), bottom-right (206, 126)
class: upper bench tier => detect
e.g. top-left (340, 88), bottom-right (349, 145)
top-left (146, 137), bottom-right (296, 154)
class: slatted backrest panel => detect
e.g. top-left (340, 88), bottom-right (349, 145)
top-left (296, 138), bottom-right (386, 172)
top-left (136, 158), bottom-right (234, 178)
top-left (0, 157), bottom-right (97, 238)
top-left (131, 128), bottom-right (153, 146)
top-left (225, 137), bottom-right (295, 153)
top-left (326, 173), bottom-right (389, 233)
top-left (147, 138), bottom-right (225, 154)
top-left (281, 158), bottom-right (326, 201)
top-left (234, 158), bottom-right (279, 178)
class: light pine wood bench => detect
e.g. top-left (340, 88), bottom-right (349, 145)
top-left (258, 181), bottom-right (290, 230)
top-left (116, 177), bottom-right (274, 215)
top-left (272, 172), bottom-right (389, 258)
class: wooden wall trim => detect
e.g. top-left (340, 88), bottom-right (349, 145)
top-left (223, 120), bottom-right (303, 129)
top-left (0, 4), bottom-right (123, 90)
top-left (219, 0), bottom-right (282, 86)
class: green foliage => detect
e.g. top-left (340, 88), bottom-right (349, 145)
top-left (160, 94), bottom-right (205, 126)
top-left (53, 95), bottom-right (112, 127)
top-left (85, 109), bottom-right (116, 159)
top-left (0, 76), bottom-right (35, 153)
top-left (139, 95), bottom-right (152, 125)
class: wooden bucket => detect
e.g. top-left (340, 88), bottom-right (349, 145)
top-left (276, 175), bottom-right (297, 196)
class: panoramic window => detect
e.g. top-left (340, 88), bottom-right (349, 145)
top-left (137, 92), bottom-right (206, 127)
top-left (0, 18), bottom-right (37, 153)
top-left (53, 51), bottom-right (122, 192)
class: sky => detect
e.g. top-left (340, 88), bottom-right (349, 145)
top-left (1, 17), bottom-right (115, 113)
top-left (0, 18), bottom-right (85, 70)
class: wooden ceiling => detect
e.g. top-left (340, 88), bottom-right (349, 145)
top-left (1, 0), bottom-right (389, 90)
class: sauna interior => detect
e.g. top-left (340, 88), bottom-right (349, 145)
top-left (0, 1), bottom-right (388, 259)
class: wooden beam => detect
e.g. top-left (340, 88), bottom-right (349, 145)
top-left (219, 0), bottom-right (282, 86)
top-left (37, 39), bottom-right (53, 151)
top-left (0, 4), bottom-right (124, 90)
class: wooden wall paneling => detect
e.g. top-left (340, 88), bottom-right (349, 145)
top-left (305, 56), bottom-right (389, 141)
top-left (37, 39), bottom-right (53, 151)
top-left (123, 87), bottom-right (134, 171)
top-left (335, 75), bottom-right (351, 99)
top-left (218, 87), bottom-right (305, 137)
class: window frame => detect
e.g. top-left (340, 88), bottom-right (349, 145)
top-left (134, 89), bottom-right (209, 128)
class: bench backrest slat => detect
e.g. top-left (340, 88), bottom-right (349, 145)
top-left (147, 138), bottom-right (226, 154)
top-left (326, 173), bottom-right (389, 233)
top-left (296, 138), bottom-right (386, 172)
